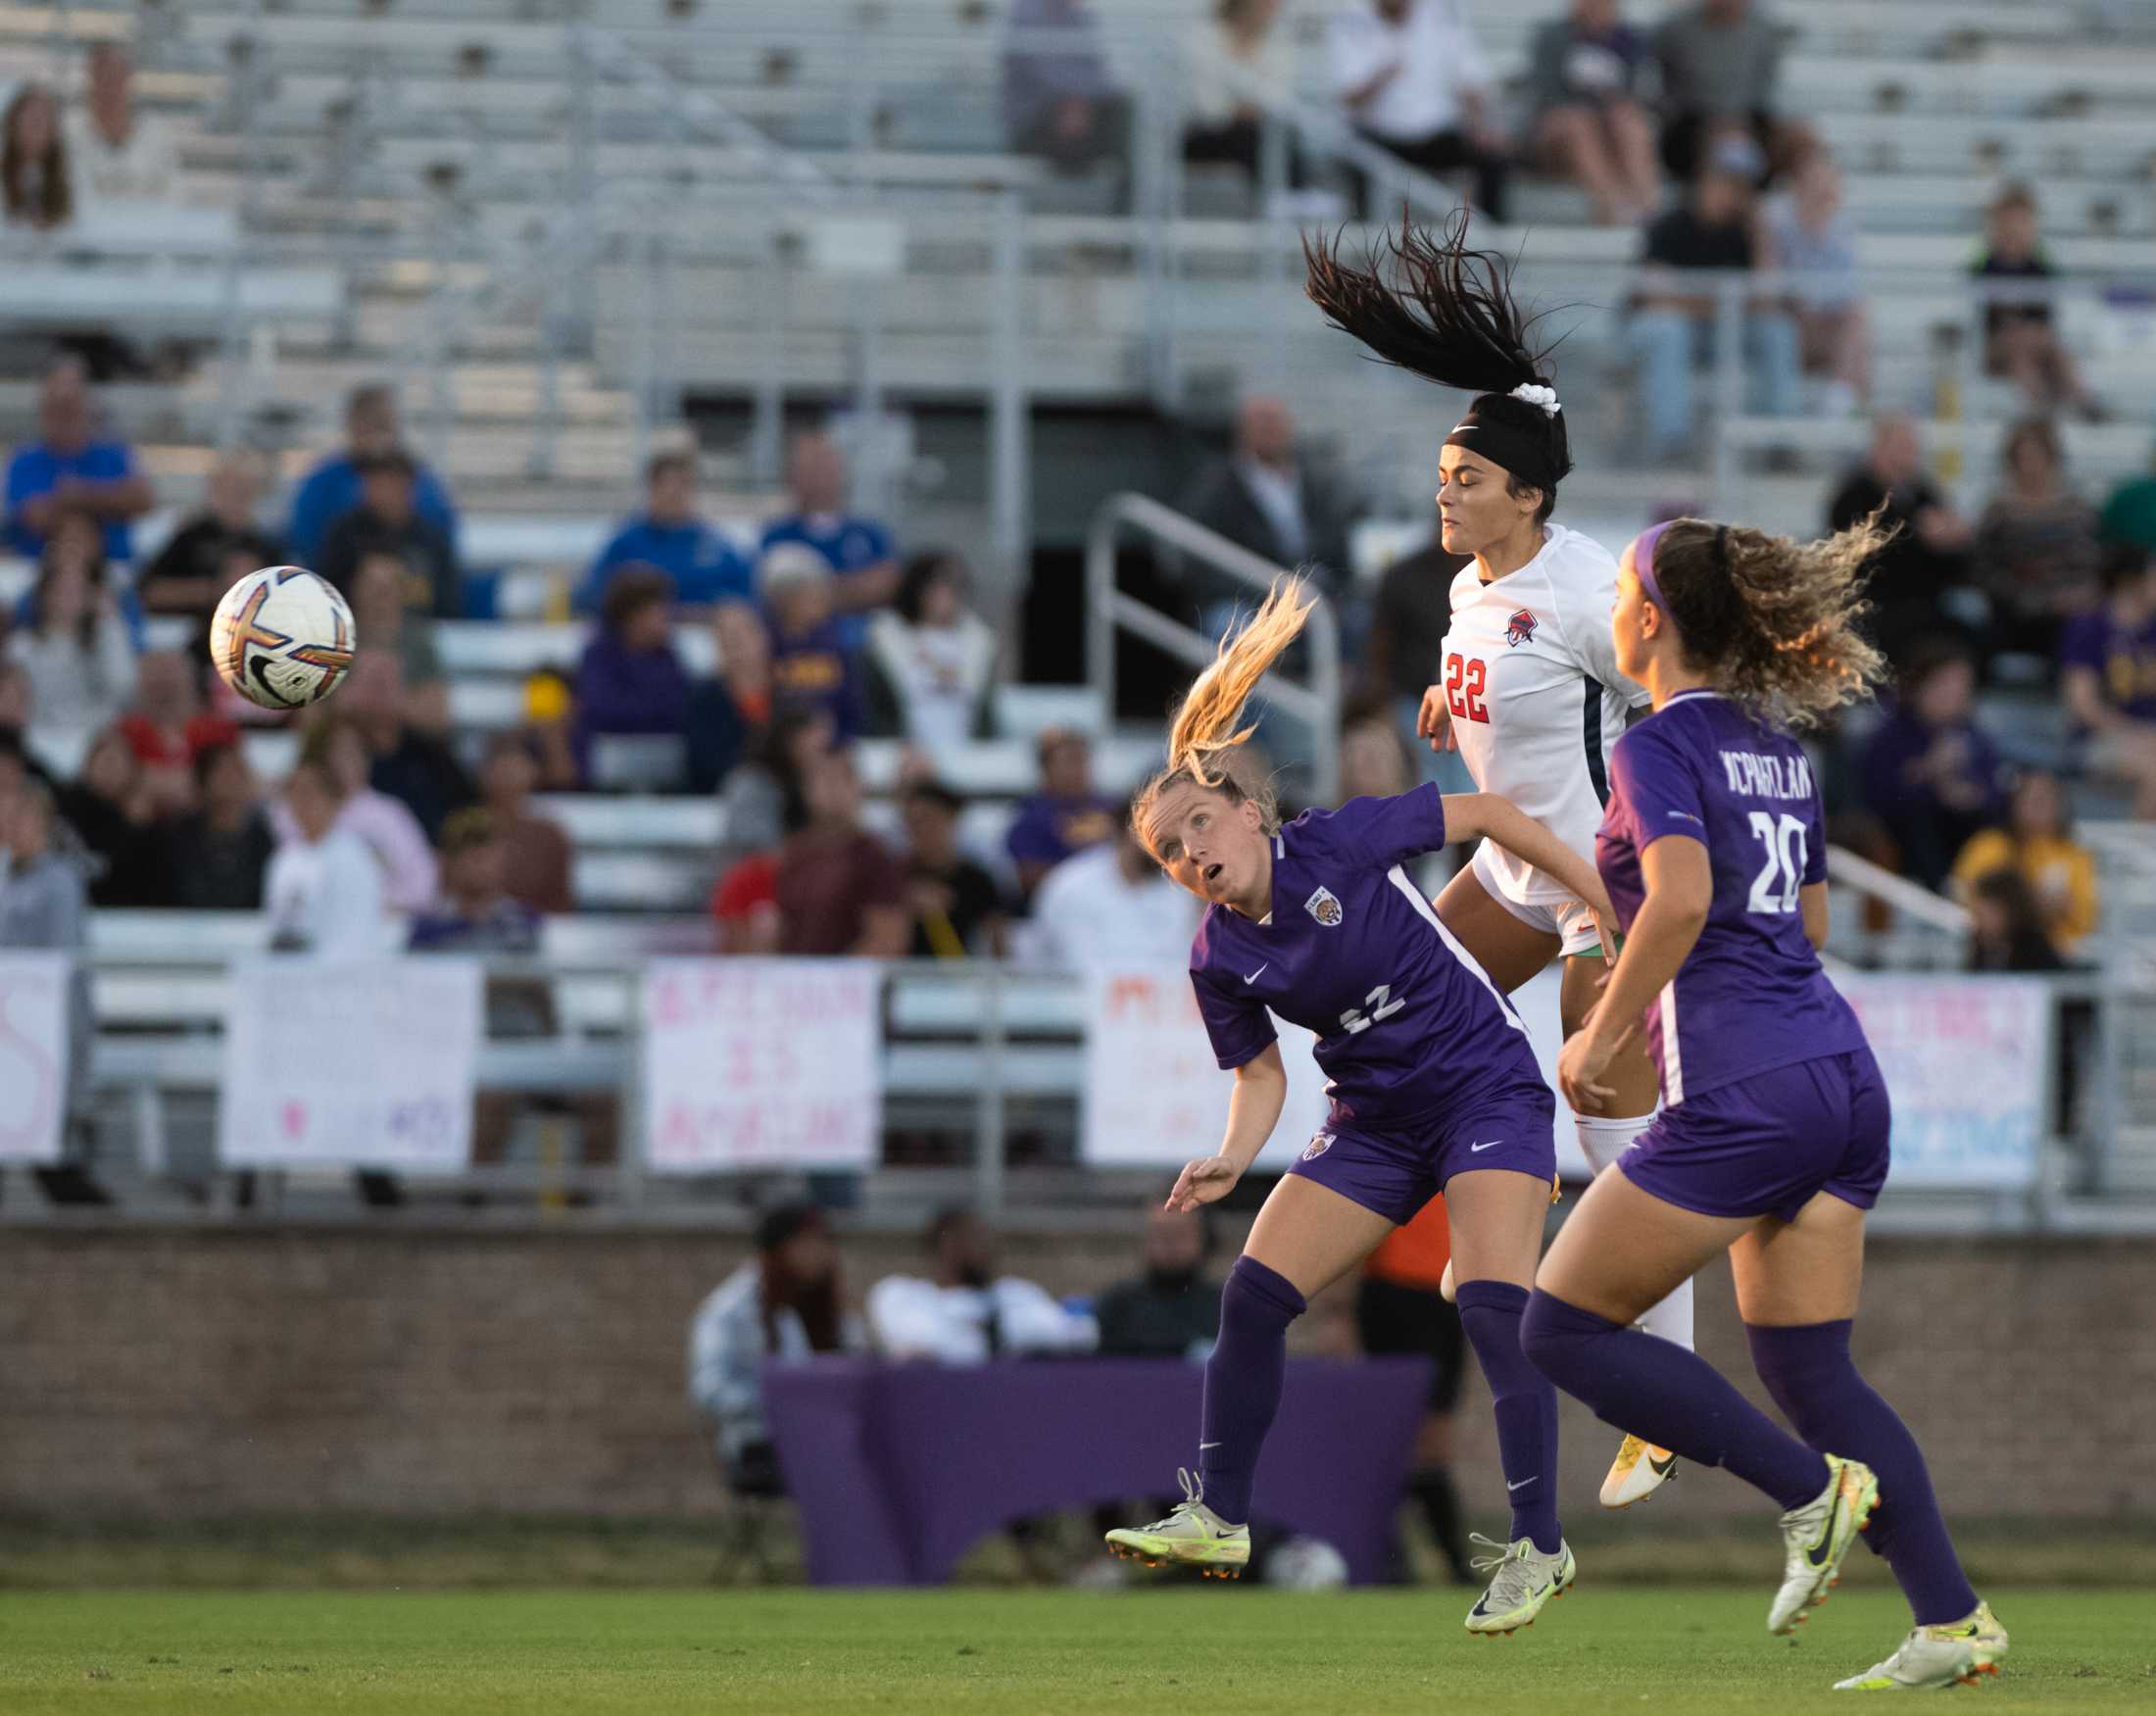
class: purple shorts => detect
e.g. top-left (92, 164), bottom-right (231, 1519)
top-left (1287, 1073), bottom-right (1557, 1228)
top-left (1619, 1049), bottom-right (1891, 1224)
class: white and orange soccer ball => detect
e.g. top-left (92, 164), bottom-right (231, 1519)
top-left (208, 565), bottom-right (357, 711)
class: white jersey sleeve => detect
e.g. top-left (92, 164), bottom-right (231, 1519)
top-left (1550, 546), bottom-right (1652, 711)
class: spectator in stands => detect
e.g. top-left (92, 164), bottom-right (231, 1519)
top-left (762, 546), bottom-right (866, 744)
top-left (573, 568), bottom-right (692, 786)
top-left (1, 82), bottom-right (72, 229)
top-left (902, 779), bottom-right (1006, 959)
top-left (1003, 0), bottom-right (1131, 181)
top-left (288, 384), bottom-right (458, 568)
top-left (4, 357), bottom-right (153, 562)
top-left (479, 733), bottom-right (573, 915)
top-left (264, 754), bottom-right (387, 955)
top-left (1860, 645), bottom-right (2008, 893)
top-left (775, 748), bottom-right (909, 957)
top-left (689, 1204), bottom-right (859, 1497)
top-left (348, 553), bottom-right (443, 694)
top-left (1094, 1200), bottom-right (1222, 1359)
top-left (1328, 0), bottom-right (1510, 221)
top-left (2100, 447), bottom-right (2156, 557)
top-left (70, 43), bottom-right (176, 218)
top-left (685, 602), bottom-right (775, 796)
top-left (1366, 532), bottom-right (1472, 783)
top-left (4, 515), bottom-right (137, 749)
top-left (760, 432), bottom-right (900, 650)
top-left (317, 447), bottom-right (463, 620)
top-left (1021, 801), bottom-right (1200, 968)
top-left (1184, 0), bottom-right (1297, 191)
top-left (1651, 0), bottom-right (1807, 183)
top-left (136, 452), bottom-right (279, 644)
top-left (1180, 397), bottom-right (1358, 615)
top-left (407, 808), bottom-right (544, 964)
top-left (515, 668), bottom-right (581, 794)
top-left (341, 650), bottom-right (474, 844)
top-left (0, 662), bottom-right (48, 789)
top-left (55, 725), bottom-right (162, 907)
top-left (1974, 183), bottom-right (2099, 421)
top-left (1975, 418), bottom-right (2103, 666)
top-left (2060, 545), bottom-right (2156, 818)
top-left (1525, 0), bottom-right (1659, 226)
top-left (0, 774), bottom-right (103, 1202)
top-left (863, 551), bottom-right (998, 751)
top-left (1763, 151), bottom-right (1868, 416)
top-left (276, 716), bottom-right (436, 913)
top-left (1964, 869), bottom-right (2066, 974)
top-left (1827, 415), bottom-right (1977, 667)
top-left (1339, 700), bottom-right (1419, 801)
top-left (1006, 727), bottom-right (1119, 901)
top-left (117, 649), bottom-right (237, 817)
top-left (1950, 768), bottom-right (2096, 958)
top-left (1627, 139), bottom-right (1800, 464)
top-left (868, 1206), bottom-right (1097, 1361)
top-left (576, 450), bottom-right (753, 616)
top-left (155, 740), bottom-right (274, 911)
top-left (1357, 1197), bottom-right (1475, 1585)
top-left (719, 707), bottom-right (833, 866)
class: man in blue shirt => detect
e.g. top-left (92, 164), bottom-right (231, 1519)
top-left (759, 431), bottom-right (901, 651)
top-left (286, 384), bottom-right (459, 567)
top-left (575, 449), bottom-right (754, 614)
top-left (4, 357), bottom-right (155, 561)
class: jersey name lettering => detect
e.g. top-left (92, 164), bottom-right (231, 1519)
top-left (1718, 749), bottom-right (1814, 802)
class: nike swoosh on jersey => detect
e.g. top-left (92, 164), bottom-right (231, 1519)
top-left (1242, 963), bottom-right (1269, 984)
top-left (1470, 1140), bottom-right (1503, 1152)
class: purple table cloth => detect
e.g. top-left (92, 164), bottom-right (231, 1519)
top-left (760, 1356), bottom-right (1431, 1586)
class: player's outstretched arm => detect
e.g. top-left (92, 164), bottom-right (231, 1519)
top-left (1166, 1042), bottom-right (1289, 1212)
top-left (1558, 835), bottom-right (1711, 1112)
top-left (1441, 792), bottom-right (1613, 922)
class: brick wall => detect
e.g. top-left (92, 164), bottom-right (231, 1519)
top-left (0, 1226), bottom-right (2148, 1523)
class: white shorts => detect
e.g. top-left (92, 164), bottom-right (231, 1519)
top-left (1470, 841), bottom-right (1605, 959)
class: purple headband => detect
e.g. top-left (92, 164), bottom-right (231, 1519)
top-left (1631, 520), bottom-right (1673, 613)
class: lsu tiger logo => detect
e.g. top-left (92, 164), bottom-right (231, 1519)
top-left (1505, 608), bottom-right (1539, 648)
top-left (1304, 885), bottom-right (1344, 927)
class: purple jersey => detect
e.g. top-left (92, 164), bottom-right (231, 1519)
top-left (1595, 691), bottom-right (1866, 1105)
top-left (1190, 785), bottom-right (1541, 1127)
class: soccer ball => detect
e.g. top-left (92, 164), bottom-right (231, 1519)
top-left (1264, 1536), bottom-right (1348, 1591)
top-left (209, 565), bottom-right (357, 711)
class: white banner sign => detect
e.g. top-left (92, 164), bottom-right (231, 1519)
top-left (1839, 975), bottom-right (2049, 1188)
top-left (0, 954), bottom-right (69, 1164)
top-left (643, 959), bottom-right (882, 1173)
top-left (1081, 967), bottom-right (1336, 1168)
top-left (219, 958), bottom-right (483, 1169)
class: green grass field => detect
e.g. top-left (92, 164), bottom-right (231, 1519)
top-left (1, 1589), bottom-right (2147, 1714)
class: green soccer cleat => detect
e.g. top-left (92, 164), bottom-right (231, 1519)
top-left (1103, 1469), bottom-right (1250, 1578)
top-left (1769, 1454), bottom-right (1880, 1635)
top-left (1464, 1533), bottom-right (1576, 1636)
top-left (1833, 1601), bottom-right (2008, 1691)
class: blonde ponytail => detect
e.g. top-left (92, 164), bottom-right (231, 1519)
top-left (1135, 576), bottom-right (1314, 844)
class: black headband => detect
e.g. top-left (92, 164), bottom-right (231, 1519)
top-left (1443, 391), bottom-right (1563, 496)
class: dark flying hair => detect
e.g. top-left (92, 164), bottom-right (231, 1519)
top-left (1303, 209), bottom-right (1571, 506)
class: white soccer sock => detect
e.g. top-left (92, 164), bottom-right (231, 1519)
top-left (1575, 1112), bottom-right (1696, 1354)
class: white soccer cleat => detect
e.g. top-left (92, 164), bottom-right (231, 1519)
top-left (1769, 1454), bottom-right (1879, 1635)
top-left (1600, 1433), bottom-right (1679, 1508)
top-left (1833, 1601), bottom-right (2008, 1691)
top-left (1102, 1468), bottom-right (1250, 1578)
top-left (1464, 1533), bottom-right (1576, 1636)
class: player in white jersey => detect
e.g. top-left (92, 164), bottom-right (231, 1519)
top-left (1307, 213), bottom-right (1686, 1508)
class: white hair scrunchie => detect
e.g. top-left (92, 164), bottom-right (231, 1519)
top-left (1509, 382), bottom-right (1561, 417)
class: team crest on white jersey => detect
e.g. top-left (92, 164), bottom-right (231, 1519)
top-left (1301, 1131), bottom-right (1334, 1160)
top-left (1304, 885), bottom-right (1344, 927)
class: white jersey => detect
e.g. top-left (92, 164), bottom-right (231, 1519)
top-left (1441, 521), bottom-right (1650, 907)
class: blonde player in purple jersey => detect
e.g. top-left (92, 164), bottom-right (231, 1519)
top-left (1102, 578), bottom-right (1616, 1636)
top-left (1305, 214), bottom-right (1683, 1508)
top-left (1521, 516), bottom-right (2007, 1691)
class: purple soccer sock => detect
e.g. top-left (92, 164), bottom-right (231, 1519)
top-left (1521, 1290), bottom-right (1828, 1512)
top-left (1747, 1320), bottom-right (1980, 1626)
top-left (1196, 1254), bottom-right (1306, 1526)
top-left (1454, 1280), bottom-right (1563, 1554)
